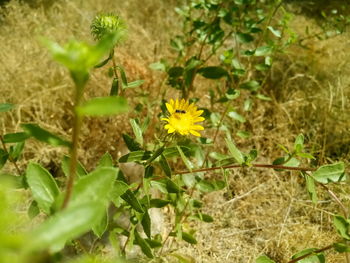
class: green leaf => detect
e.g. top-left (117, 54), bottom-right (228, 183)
top-left (134, 230), bottom-right (154, 258)
top-left (196, 180), bottom-right (215, 193)
top-left (159, 154), bottom-right (171, 177)
top-left (118, 151), bottom-right (152, 163)
top-left (0, 149), bottom-right (9, 170)
top-left (110, 180), bottom-right (129, 200)
top-left (92, 208), bottom-right (108, 238)
top-left (333, 242), bottom-right (350, 253)
top-left (256, 255), bottom-right (276, 263)
top-left (228, 111), bottom-right (246, 123)
top-left (177, 146), bottom-right (193, 170)
top-left (181, 231), bottom-right (197, 244)
top-left (121, 190), bottom-right (144, 213)
top-left (30, 201), bottom-right (105, 252)
top-left (0, 103), bottom-right (15, 113)
top-left (198, 66), bottom-right (228, 79)
top-left (225, 138), bottom-right (244, 164)
top-left (163, 146), bottom-right (190, 158)
top-left (26, 163), bottom-right (60, 214)
top-left (130, 119), bottom-right (143, 145)
top-left (305, 174), bottom-right (317, 204)
top-left (61, 155), bottom-right (87, 178)
top-left (267, 26), bottom-right (281, 37)
top-left (225, 88), bottom-right (240, 100)
top-left (294, 134), bottom-right (304, 153)
top-left (149, 61), bottom-right (166, 72)
top-left (237, 32), bottom-right (254, 43)
top-left (97, 152), bottom-right (114, 168)
top-left (124, 80), bottom-right (144, 89)
top-left (122, 133), bottom-right (142, 151)
top-left (77, 96), bottom-right (128, 116)
top-left (150, 199), bottom-right (171, 208)
top-left (69, 167), bottom-right (118, 207)
top-left (312, 162), bottom-right (345, 184)
top-left (28, 200), bottom-right (40, 219)
top-left (21, 123), bottom-right (71, 148)
top-left (256, 94), bottom-right (272, 101)
top-left (164, 178), bottom-right (182, 193)
top-left (291, 248), bottom-right (325, 263)
top-left (334, 215), bottom-right (350, 240)
top-left (255, 46), bottom-right (272, 56)
top-left (273, 156), bottom-right (300, 170)
top-left (236, 130), bottom-right (251, 139)
top-left (110, 77), bottom-right (119, 96)
top-left (9, 141), bottom-right (25, 161)
top-left (239, 80), bottom-right (260, 91)
top-left (191, 213), bottom-right (214, 223)
top-left (3, 132), bottom-right (30, 143)
top-left (141, 210), bottom-right (151, 238)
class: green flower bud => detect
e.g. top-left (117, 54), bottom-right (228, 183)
top-left (90, 13), bottom-right (126, 43)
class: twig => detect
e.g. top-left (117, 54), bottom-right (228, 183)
top-left (287, 244), bottom-right (333, 263)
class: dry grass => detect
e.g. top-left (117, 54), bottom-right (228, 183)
top-left (0, 1), bottom-right (349, 262)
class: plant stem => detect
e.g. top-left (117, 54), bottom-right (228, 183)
top-left (0, 135), bottom-right (21, 175)
top-left (287, 244), bottom-right (333, 263)
top-left (175, 163), bottom-right (317, 175)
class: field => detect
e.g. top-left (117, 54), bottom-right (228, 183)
top-left (1, 0), bottom-right (350, 262)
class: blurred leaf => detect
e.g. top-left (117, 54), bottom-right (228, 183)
top-left (3, 132), bottom-right (30, 143)
top-left (228, 111), bottom-right (246, 123)
top-left (267, 26), bottom-right (281, 37)
top-left (119, 151), bottom-right (152, 163)
top-left (256, 255), bottom-right (276, 263)
top-left (198, 66), bottom-right (228, 79)
top-left (255, 46), bottom-right (272, 56)
top-left (170, 253), bottom-right (195, 263)
top-left (124, 80), bottom-right (144, 89)
top-left (77, 96), bottom-right (128, 116)
top-left (294, 134), bottom-right (304, 153)
top-left (333, 242), bottom-right (350, 253)
top-left (191, 213), bottom-right (214, 223)
top-left (146, 147), bottom-right (164, 164)
top-left (159, 154), bottom-right (171, 177)
top-left (130, 119), bottom-right (143, 145)
top-left (225, 88), bottom-right (240, 100)
top-left (225, 138), bottom-right (244, 164)
top-left (69, 167), bottom-right (118, 207)
top-left (239, 81), bottom-right (260, 91)
top-left (149, 61), bottom-right (166, 71)
top-left (122, 134), bottom-right (142, 151)
top-left (256, 94), bottom-right (272, 101)
top-left (0, 149), bottom-right (9, 170)
top-left (163, 146), bottom-right (190, 158)
top-left (181, 232), bottom-right (197, 244)
top-left (237, 32), bottom-right (254, 43)
top-left (305, 174), bottom-right (317, 204)
top-left (61, 155), bottom-right (87, 178)
top-left (30, 201), bottom-right (105, 252)
top-left (141, 210), bottom-right (151, 238)
top-left (0, 103), bottom-right (14, 113)
top-left (121, 190), bottom-right (144, 213)
top-left (334, 215), bottom-right (350, 240)
top-left (177, 146), bottom-right (193, 170)
top-left (236, 130), bottom-right (251, 139)
top-left (164, 178), bottom-right (182, 193)
top-left (28, 201), bottom-right (40, 219)
top-left (110, 180), bottom-right (129, 200)
top-left (21, 123), bottom-right (71, 148)
top-left (312, 162), bottom-right (345, 184)
top-left (150, 199), bottom-right (171, 208)
top-left (273, 156), bottom-right (300, 170)
top-left (26, 163), bottom-right (60, 214)
top-left (134, 230), bottom-right (154, 258)
top-left (196, 180), bottom-right (215, 193)
top-left (110, 77), bottom-right (119, 96)
top-left (9, 141), bottom-right (25, 161)
top-left (97, 152), bottom-right (114, 168)
top-left (92, 209), bottom-right (108, 238)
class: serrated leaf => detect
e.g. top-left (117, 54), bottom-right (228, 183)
top-left (334, 215), bottom-right (350, 240)
top-left (30, 201), bottom-right (105, 252)
top-left (312, 162), bottom-right (345, 184)
top-left (21, 123), bottom-right (71, 148)
top-left (225, 138), bottom-right (244, 164)
top-left (26, 163), bottom-right (60, 214)
top-left (77, 96), bottom-right (128, 116)
top-left (3, 132), bottom-right (30, 143)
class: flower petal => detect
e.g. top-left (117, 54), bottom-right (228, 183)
top-left (194, 117), bottom-right (205, 122)
top-left (165, 103), bottom-right (174, 114)
top-left (189, 130), bottom-right (201, 137)
top-left (191, 125), bottom-right (204, 130)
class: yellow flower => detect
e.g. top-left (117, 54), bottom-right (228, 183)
top-left (162, 99), bottom-right (205, 137)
